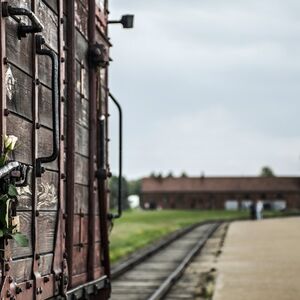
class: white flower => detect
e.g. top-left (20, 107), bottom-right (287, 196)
top-left (4, 135), bottom-right (18, 151)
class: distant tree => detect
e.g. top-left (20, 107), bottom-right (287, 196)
top-left (128, 179), bottom-right (141, 196)
top-left (260, 166), bottom-right (275, 177)
top-left (167, 171), bottom-right (173, 178)
top-left (149, 172), bottom-right (156, 178)
top-left (109, 175), bottom-right (129, 210)
top-left (181, 171), bottom-right (188, 177)
top-left (156, 173), bottom-right (163, 181)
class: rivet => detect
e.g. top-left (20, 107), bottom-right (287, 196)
top-left (5, 264), bottom-right (10, 272)
top-left (3, 57), bottom-right (8, 64)
top-left (61, 57), bottom-right (65, 63)
top-left (26, 281), bottom-right (32, 289)
top-left (61, 134), bottom-right (65, 141)
top-left (63, 252), bottom-right (68, 259)
top-left (43, 276), bottom-right (50, 283)
top-left (4, 109), bottom-right (10, 116)
top-left (35, 210), bottom-right (40, 217)
top-left (36, 123), bottom-right (41, 129)
top-left (61, 96), bottom-right (65, 102)
top-left (61, 173), bottom-right (66, 180)
top-left (35, 79), bottom-right (40, 85)
top-left (35, 254), bottom-right (40, 260)
top-left (15, 286), bottom-right (22, 294)
top-left (8, 276), bottom-right (13, 283)
top-left (60, 18), bottom-right (64, 24)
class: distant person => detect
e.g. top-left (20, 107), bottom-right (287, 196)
top-left (250, 203), bottom-right (256, 220)
top-left (256, 201), bottom-right (263, 220)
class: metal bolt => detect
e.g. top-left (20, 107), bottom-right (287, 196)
top-left (43, 276), bottom-right (50, 283)
top-left (26, 282), bottom-right (32, 289)
top-left (63, 252), bottom-right (68, 259)
top-left (61, 96), bottom-right (65, 102)
top-left (15, 287), bottom-right (22, 294)
top-left (8, 276), bottom-right (13, 283)
top-left (35, 211), bottom-right (40, 217)
top-left (4, 109), bottom-right (10, 116)
top-left (35, 79), bottom-right (40, 85)
top-left (3, 57), bottom-right (8, 64)
top-left (61, 57), bottom-right (65, 63)
top-left (5, 264), bottom-right (10, 272)
top-left (61, 173), bottom-right (66, 180)
top-left (35, 254), bottom-right (40, 260)
top-left (60, 18), bottom-right (64, 24)
top-left (55, 274), bottom-right (60, 281)
top-left (61, 134), bottom-right (65, 141)
top-left (36, 122), bottom-right (41, 129)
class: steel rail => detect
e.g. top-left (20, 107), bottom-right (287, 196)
top-left (147, 222), bottom-right (220, 300)
top-left (111, 220), bottom-right (213, 279)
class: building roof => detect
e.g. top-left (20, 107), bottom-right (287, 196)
top-left (142, 177), bottom-right (300, 193)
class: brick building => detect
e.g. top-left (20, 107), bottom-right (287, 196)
top-left (141, 176), bottom-right (300, 210)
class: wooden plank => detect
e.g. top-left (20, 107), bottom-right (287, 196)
top-left (38, 126), bottom-right (59, 171)
top-left (37, 0), bottom-right (59, 52)
top-left (39, 85), bottom-right (53, 128)
top-left (10, 257), bottom-right (32, 283)
top-left (74, 183), bottom-right (89, 214)
top-left (6, 64), bottom-right (32, 120)
top-left (8, 211), bottom-right (33, 258)
top-left (6, 15), bottom-right (33, 75)
top-left (75, 0), bottom-right (88, 38)
top-left (36, 170), bottom-right (58, 211)
top-left (94, 242), bottom-right (102, 268)
top-left (39, 253), bottom-right (53, 276)
top-left (7, 114), bottom-right (32, 165)
top-left (75, 93), bottom-right (89, 128)
top-left (75, 30), bottom-right (88, 63)
top-left (37, 212), bottom-right (57, 254)
top-left (75, 123), bottom-right (89, 156)
top-left (76, 61), bottom-right (89, 100)
top-left (74, 154), bottom-right (89, 185)
top-left (43, 0), bottom-right (58, 14)
top-left (73, 215), bottom-right (88, 245)
top-left (72, 244), bottom-right (88, 275)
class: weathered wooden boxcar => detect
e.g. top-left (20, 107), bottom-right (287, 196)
top-left (0, 0), bottom-right (125, 298)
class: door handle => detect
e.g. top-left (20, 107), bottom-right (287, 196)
top-left (1, 2), bottom-right (44, 39)
top-left (35, 35), bottom-right (59, 177)
top-left (108, 92), bottom-right (123, 219)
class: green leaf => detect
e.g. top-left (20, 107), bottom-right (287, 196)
top-left (8, 184), bottom-right (18, 197)
top-left (12, 233), bottom-right (28, 247)
top-left (0, 194), bottom-right (9, 202)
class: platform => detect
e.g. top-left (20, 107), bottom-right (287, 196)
top-left (213, 217), bottom-right (300, 300)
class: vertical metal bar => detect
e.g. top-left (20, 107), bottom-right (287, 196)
top-left (65, 0), bottom-right (75, 288)
top-left (108, 92), bottom-right (122, 219)
top-left (0, 0), bottom-right (7, 281)
top-left (0, 1), bottom-right (6, 149)
top-left (88, 0), bottom-right (97, 281)
top-left (31, 0), bottom-right (42, 298)
top-left (52, 0), bottom-right (67, 296)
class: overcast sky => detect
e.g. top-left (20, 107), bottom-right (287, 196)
top-left (108, 0), bottom-right (300, 179)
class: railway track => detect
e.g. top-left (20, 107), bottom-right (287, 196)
top-left (110, 222), bottom-right (220, 300)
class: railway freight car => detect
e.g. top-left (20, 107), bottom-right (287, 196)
top-left (0, 0), bottom-right (130, 298)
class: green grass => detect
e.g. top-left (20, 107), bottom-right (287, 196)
top-left (109, 209), bottom-right (297, 264)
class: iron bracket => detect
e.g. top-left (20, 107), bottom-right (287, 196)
top-left (1, 2), bottom-right (44, 39)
